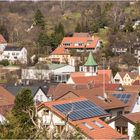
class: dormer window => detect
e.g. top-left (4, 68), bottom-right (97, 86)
top-left (82, 122), bottom-right (94, 130)
top-left (63, 42), bottom-right (71, 46)
top-left (93, 121), bottom-right (104, 128)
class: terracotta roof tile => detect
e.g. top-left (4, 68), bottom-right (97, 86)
top-left (51, 46), bottom-right (70, 55)
top-left (39, 98), bottom-right (127, 139)
top-left (124, 112), bottom-right (140, 123)
top-left (75, 117), bottom-right (127, 139)
top-left (0, 34), bottom-right (6, 44)
top-left (107, 91), bottom-right (138, 113)
top-left (71, 74), bottom-right (110, 84)
top-left (48, 83), bottom-right (126, 110)
top-left (0, 86), bottom-right (15, 115)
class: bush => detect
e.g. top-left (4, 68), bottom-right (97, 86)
top-left (0, 59), bottom-right (10, 66)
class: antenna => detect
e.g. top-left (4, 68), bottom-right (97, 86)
top-left (102, 57), bottom-right (107, 99)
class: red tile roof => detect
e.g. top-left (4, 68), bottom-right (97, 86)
top-left (48, 83), bottom-right (126, 110)
top-left (132, 80), bottom-right (140, 85)
top-left (39, 98), bottom-right (127, 139)
top-left (61, 36), bottom-right (99, 49)
top-left (51, 35), bottom-right (99, 55)
top-left (0, 34), bottom-right (6, 44)
top-left (107, 91), bottom-right (138, 113)
top-left (71, 74), bottom-right (110, 84)
top-left (75, 117), bottom-right (127, 139)
top-left (0, 86), bottom-right (15, 115)
top-left (98, 69), bottom-right (112, 79)
top-left (51, 46), bottom-right (70, 55)
top-left (124, 112), bottom-right (140, 123)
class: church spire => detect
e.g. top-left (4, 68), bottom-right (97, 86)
top-left (84, 51), bottom-right (97, 66)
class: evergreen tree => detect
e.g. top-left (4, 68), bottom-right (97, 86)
top-left (133, 122), bottom-right (140, 140)
top-left (34, 9), bottom-right (45, 29)
top-left (0, 88), bottom-right (35, 139)
top-left (75, 23), bottom-right (81, 32)
top-left (38, 32), bottom-right (49, 48)
top-left (13, 88), bottom-right (34, 124)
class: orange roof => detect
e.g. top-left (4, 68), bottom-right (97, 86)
top-left (39, 98), bottom-right (127, 139)
top-left (51, 46), bottom-right (70, 55)
top-left (48, 83), bottom-right (126, 110)
top-left (124, 112), bottom-right (140, 123)
top-left (0, 34), bottom-right (6, 44)
top-left (71, 74), bottom-right (110, 84)
top-left (75, 117), bottom-right (127, 139)
top-left (98, 69), bottom-right (112, 79)
top-left (61, 36), bottom-right (99, 49)
top-left (0, 86), bottom-right (15, 115)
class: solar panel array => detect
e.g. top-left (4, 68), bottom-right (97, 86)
top-left (112, 93), bottom-right (131, 103)
top-left (53, 100), bottom-right (108, 121)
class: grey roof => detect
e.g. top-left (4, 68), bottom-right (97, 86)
top-left (3, 81), bottom-right (59, 97)
top-left (5, 85), bottom-right (39, 96)
top-left (4, 46), bottom-right (23, 51)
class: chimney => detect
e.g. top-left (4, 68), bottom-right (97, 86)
top-left (103, 92), bottom-right (108, 99)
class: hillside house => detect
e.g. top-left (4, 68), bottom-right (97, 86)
top-left (22, 64), bottom-right (75, 83)
top-left (38, 97), bottom-right (127, 139)
top-left (50, 32), bottom-right (100, 64)
top-left (114, 72), bottom-right (138, 85)
top-left (1, 46), bottom-right (27, 64)
top-left (108, 112), bottom-right (140, 139)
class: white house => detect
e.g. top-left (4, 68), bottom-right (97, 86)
top-left (22, 64), bottom-right (75, 82)
top-left (37, 97), bottom-right (127, 139)
top-left (1, 46), bottom-right (27, 64)
top-left (108, 112), bottom-right (140, 140)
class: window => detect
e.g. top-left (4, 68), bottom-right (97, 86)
top-left (63, 42), bottom-right (71, 46)
top-left (93, 121), bottom-right (104, 128)
top-left (40, 95), bottom-right (43, 101)
top-left (117, 111), bottom-right (122, 116)
top-left (12, 52), bottom-right (15, 55)
top-left (82, 122), bottom-right (94, 130)
top-left (43, 109), bottom-right (49, 115)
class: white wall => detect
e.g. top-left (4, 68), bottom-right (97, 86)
top-left (34, 89), bottom-right (50, 102)
top-left (109, 121), bottom-right (115, 129)
top-left (22, 68), bottom-right (51, 80)
top-left (38, 108), bottom-right (66, 127)
top-left (52, 65), bottom-right (75, 75)
top-left (0, 43), bottom-right (7, 52)
top-left (131, 96), bottom-right (140, 113)
top-left (114, 73), bottom-right (123, 84)
top-left (128, 122), bottom-right (135, 140)
top-left (2, 47), bottom-right (27, 64)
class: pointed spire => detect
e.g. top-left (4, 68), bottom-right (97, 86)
top-left (84, 51), bottom-right (97, 66)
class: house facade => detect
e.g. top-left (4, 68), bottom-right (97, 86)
top-left (22, 64), bottom-right (75, 83)
top-left (38, 97), bottom-right (126, 139)
top-left (1, 46), bottom-right (27, 64)
top-left (50, 33), bottom-right (100, 64)
top-left (108, 112), bottom-right (140, 140)
top-left (114, 72), bottom-right (138, 85)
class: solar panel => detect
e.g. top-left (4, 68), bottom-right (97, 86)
top-left (53, 100), bottom-right (109, 121)
top-left (112, 93), bottom-right (131, 104)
